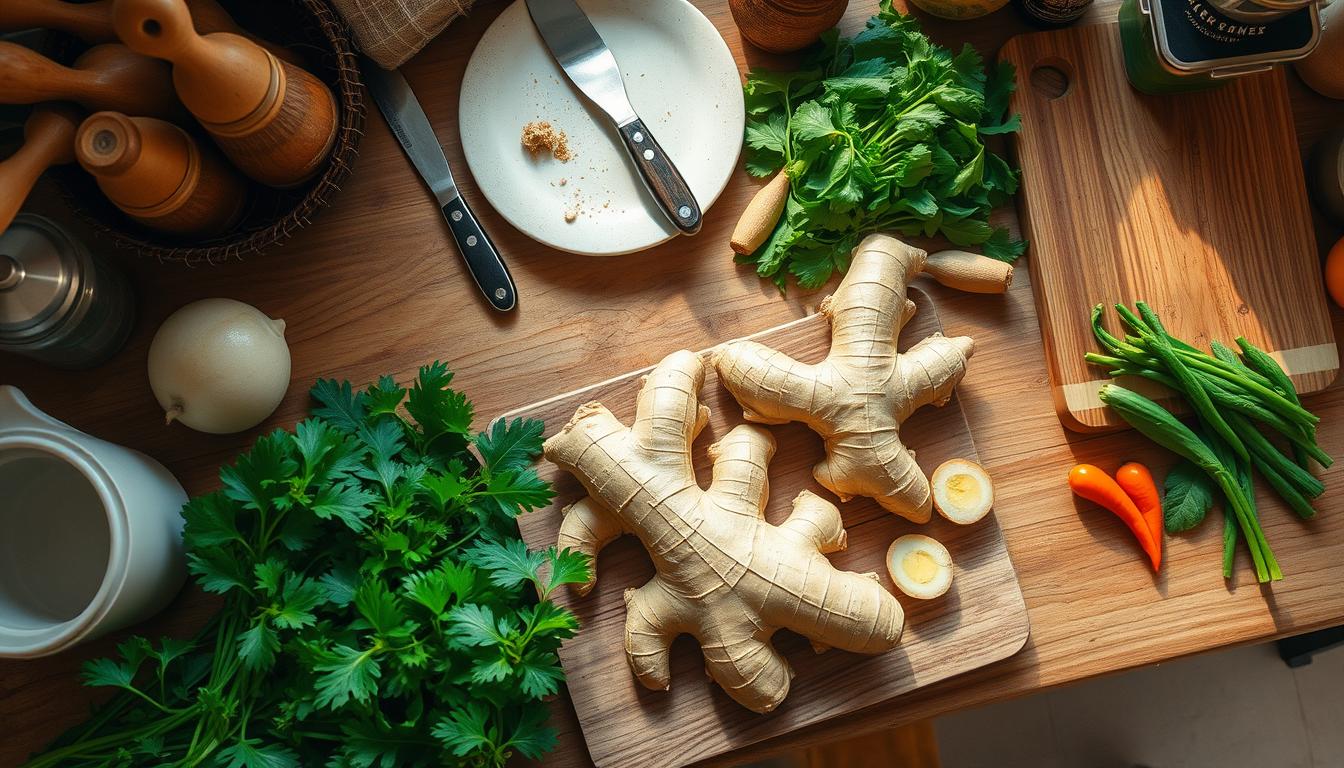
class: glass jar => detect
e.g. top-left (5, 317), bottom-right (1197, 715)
top-left (1120, 0), bottom-right (1321, 94)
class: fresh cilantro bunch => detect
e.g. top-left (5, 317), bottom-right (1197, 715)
top-left (28, 363), bottom-right (588, 768)
top-left (742, 2), bottom-right (1025, 289)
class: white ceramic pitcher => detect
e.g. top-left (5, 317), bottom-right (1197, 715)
top-left (0, 385), bottom-right (186, 658)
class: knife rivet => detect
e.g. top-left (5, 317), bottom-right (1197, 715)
top-left (451, 210), bottom-right (463, 222)
top-left (632, 131), bottom-right (644, 143)
top-left (679, 206), bottom-right (692, 219)
top-left (467, 235), bottom-right (478, 246)
top-left (495, 288), bottom-right (507, 300)
top-left (643, 149), bottom-right (654, 160)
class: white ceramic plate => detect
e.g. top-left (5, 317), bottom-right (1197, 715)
top-left (459, 0), bottom-right (744, 256)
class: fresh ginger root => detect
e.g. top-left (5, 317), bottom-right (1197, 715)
top-left (713, 234), bottom-right (975, 523)
top-left (544, 350), bottom-right (904, 713)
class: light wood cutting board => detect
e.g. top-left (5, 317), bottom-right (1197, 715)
top-left (1001, 23), bottom-right (1338, 432)
top-left (506, 289), bottom-right (1029, 768)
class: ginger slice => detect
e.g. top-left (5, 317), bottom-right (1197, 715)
top-left (545, 350), bottom-right (904, 713)
top-left (713, 234), bottom-right (975, 523)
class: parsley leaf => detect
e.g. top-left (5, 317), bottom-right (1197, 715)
top-left (41, 363), bottom-right (575, 768)
top-left (738, 5), bottom-right (1025, 288)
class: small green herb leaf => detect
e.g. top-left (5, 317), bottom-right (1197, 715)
top-left (1163, 459), bottom-right (1217, 533)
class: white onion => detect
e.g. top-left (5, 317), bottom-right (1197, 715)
top-left (148, 298), bottom-right (291, 434)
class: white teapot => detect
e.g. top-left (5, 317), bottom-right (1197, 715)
top-left (0, 385), bottom-right (186, 658)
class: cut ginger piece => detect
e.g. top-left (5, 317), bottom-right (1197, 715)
top-left (544, 349), bottom-right (904, 713)
top-left (713, 234), bottom-right (975, 523)
top-left (931, 458), bottom-right (994, 525)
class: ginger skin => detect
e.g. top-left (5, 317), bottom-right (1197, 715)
top-left (713, 234), bottom-right (975, 523)
top-left (544, 350), bottom-right (904, 713)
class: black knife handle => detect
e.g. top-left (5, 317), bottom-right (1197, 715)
top-left (441, 197), bottom-right (516, 312)
top-left (618, 118), bottom-right (701, 235)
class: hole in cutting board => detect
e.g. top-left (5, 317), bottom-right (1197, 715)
top-left (1030, 61), bottom-right (1073, 100)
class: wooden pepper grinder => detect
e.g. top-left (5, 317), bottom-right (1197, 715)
top-left (0, 42), bottom-right (185, 122)
top-left (0, 105), bottom-right (80, 233)
top-left (75, 111), bottom-right (246, 237)
top-left (728, 0), bottom-right (849, 53)
top-left (0, 0), bottom-right (303, 64)
top-left (113, 0), bottom-right (337, 188)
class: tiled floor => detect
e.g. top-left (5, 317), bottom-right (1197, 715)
top-left (935, 641), bottom-right (1344, 768)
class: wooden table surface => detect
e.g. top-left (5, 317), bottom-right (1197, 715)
top-left (3, 1), bottom-right (1344, 766)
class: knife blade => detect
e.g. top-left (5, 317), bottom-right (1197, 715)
top-left (362, 60), bottom-right (517, 312)
top-left (525, 0), bottom-right (702, 235)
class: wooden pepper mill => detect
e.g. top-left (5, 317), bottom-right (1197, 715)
top-left (0, 42), bottom-right (184, 122)
top-left (113, 0), bottom-right (337, 188)
top-left (0, 105), bottom-right (80, 233)
top-left (0, 0), bottom-right (303, 64)
top-left (727, 0), bottom-right (849, 53)
top-left (75, 111), bottom-right (246, 237)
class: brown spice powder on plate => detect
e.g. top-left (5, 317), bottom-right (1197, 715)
top-left (521, 121), bottom-right (574, 162)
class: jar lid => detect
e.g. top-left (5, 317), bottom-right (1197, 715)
top-left (1147, 0), bottom-right (1319, 73)
top-left (0, 215), bottom-right (85, 344)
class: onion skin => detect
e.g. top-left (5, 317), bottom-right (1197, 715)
top-left (148, 298), bottom-right (291, 434)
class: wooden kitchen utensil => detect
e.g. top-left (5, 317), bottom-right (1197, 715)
top-left (0, 42), bottom-right (183, 122)
top-left (0, 0), bottom-right (303, 63)
top-left (509, 289), bottom-right (1029, 768)
top-left (0, 105), bottom-right (80, 233)
top-left (1001, 23), bottom-right (1338, 431)
top-left (75, 111), bottom-right (245, 237)
top-left (0, 0), bottom-right (116, 42)
top-left (112, 0), bottom-right (337, 188)
top-left (727, 0), bottom-right (848, 53)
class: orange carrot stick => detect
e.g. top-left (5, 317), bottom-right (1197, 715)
top-left (1116, 461), bottom-right (1163, 570)
top-left (1069, 463), bottom-right (1161, 571)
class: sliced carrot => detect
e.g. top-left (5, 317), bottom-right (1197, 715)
top-left (1069, 463), bottom-right (1161, 571)
top-left (1115, 461), bottom-right (1163, 570)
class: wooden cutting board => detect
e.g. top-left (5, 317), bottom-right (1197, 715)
top-left (506, 289), bottom-right (1029, 768)
top-left (1001, 23), bottom-right (1338, 432)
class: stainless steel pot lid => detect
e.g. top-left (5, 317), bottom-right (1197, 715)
top-left (0, 215), bottom-right (80, 343)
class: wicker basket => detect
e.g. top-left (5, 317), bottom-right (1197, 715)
top-left (54, 0), bottom-right (366, 265)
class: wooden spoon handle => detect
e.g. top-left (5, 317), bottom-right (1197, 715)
top-left (0, 42), bottom-right (84, 106)
top-left (0, 105), bottom-right (81, 233)
top-left (0, 0), bottom-right (116, 42)
top-left (922, 249), bottom-right (1014, 294)
top-left (730, 171), bottom-right (789, 255)
top-left (113, 0), bottom-right (200, 60)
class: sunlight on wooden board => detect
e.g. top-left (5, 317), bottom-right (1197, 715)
top-left (1002, 24), bottom-right (1338, 432)
top-left (506, 289), bottom-right (1029, 768)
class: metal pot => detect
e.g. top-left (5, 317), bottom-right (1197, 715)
top-left (0, 214), bottom-right (135, 369)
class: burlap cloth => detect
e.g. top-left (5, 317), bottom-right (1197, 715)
top-left (330, 0), bottom-right (475, 68)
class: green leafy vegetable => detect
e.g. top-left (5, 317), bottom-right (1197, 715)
top-left (1162, 459), bottom-right (1216, 533)
top-left (28, 364), bottom-right (587, 768)
top-left (1087, 301), bottom-right (1333, 583)
top-left (740, 2), bottom-right (1025, 289)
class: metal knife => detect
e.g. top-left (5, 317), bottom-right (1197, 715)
top-left (525, 0), bottom-right (702, 235)
top-left (362, 60), bottom-right (517, 312)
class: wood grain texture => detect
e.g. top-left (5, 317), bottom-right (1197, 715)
top-left (0, 0), bottom-right (304, 62)
top-left (113, 0), bottom-right (337, 187)
top-left (75, 112), bottom-right (247, 237)
top-left (2, 2), bottom-right (1343, 767)
top-left (0, 42), bottom-right (184, 122)
top-left (1002, 23), bottom-right (1338, 431)
top-left (0, 105), bottom-right (79, 234)
top-left (619, 118), bottom-right (703, 234)
top-left (508, 289), bottom-right (1028, 768)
